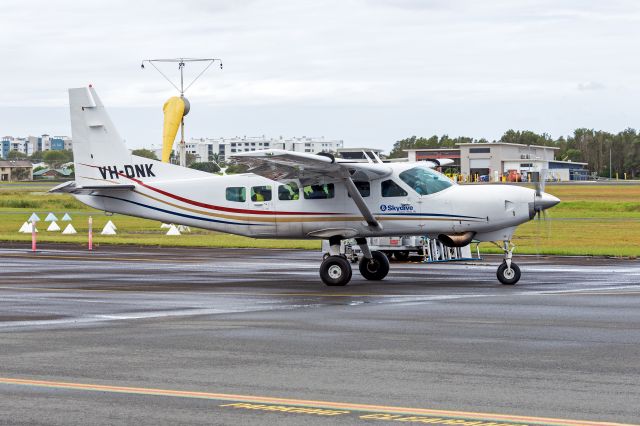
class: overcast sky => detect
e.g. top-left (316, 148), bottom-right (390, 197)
top-left (1, 0), bottom-right (639, 152)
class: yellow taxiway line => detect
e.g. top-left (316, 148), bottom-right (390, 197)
top-left (0, 377), bottom-right (633, 426)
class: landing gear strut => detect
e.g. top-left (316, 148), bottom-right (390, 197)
top-left (496, 240), bottom-right (521, 285)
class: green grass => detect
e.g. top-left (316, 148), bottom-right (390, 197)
top-left (0, 189), bottom-right (319, 249)
top-left (477, 184), bottom-right (640, 257)
top-left (0, 182), bottom-right (638, 256)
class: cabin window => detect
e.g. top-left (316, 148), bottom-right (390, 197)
top-left (399, 167), bottom-right (453, 195)
top-left (251, 185), bottom-right (272, 202)
top-left (278, 182), bottom-right (300, 200)
top-left (303, 183), bottom-right (335, 199)
top-left (381, 180), bottom-right (407, 197)
top-left (347, 181), bottom-right (370, 198)
top-left (226, 187), bottom-right (246, 202)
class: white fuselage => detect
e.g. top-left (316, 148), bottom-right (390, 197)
top-left (74, 159), bottom-right (536, 241)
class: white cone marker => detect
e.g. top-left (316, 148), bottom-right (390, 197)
top-left (62, 224), bottom-right (77, 234)
top-left (166, 224), bottom-right (181, 236)
top-left (101, 222), bottom-right (117, 235)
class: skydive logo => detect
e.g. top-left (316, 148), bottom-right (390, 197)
top-left (98, 164), bottom-right (155, 180)
top-left (379, 204), bottom-right (414, 212)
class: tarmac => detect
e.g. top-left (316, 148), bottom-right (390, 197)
top-left (0, 244), bottom-right (639, 425)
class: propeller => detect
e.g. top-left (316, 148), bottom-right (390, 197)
top-left (535, 169), bottom-right (546, 198)
top-left (532, 169), bottom-right (559, 219)
top-left (534, 169), bottom-right (547, 219)
top-left (532, 169), bottom-right (556, 256)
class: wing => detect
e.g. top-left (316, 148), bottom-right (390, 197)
top-left (231, 150), bottom-right (392, 186)
top-left (424, 158), bottom-right (454, 168)
top-left (231, 150), bottom-right (393, 230)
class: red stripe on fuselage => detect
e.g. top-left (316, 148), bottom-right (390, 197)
top-left (79, 163), bottom-right (342, 216)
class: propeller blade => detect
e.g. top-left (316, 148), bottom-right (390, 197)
top-left (539, 169), bottom-right (548, 194)
top-left (535, 169), bottom-right (548, 197)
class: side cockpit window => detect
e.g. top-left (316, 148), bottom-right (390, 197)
top-left (399, 167), bottom-right (453, 195)
top-left (347, 181), bottom-right (370, 198)
top-left (226, 187), bottom-right (246, 202)
top-left (381, 180), bottom-right (407, 197)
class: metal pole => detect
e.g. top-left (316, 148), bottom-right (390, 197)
top-left (179, 61), bottom-right (186, 167)
top-left (31, 221), bottom-right (36, 252)
top-left (609, 148), bottom-right (612, 180)
top-left (88, 216), bottom-right (93, 251)
top-left (179, 117), bottom-right (186, 167)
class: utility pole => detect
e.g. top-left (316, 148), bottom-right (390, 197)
top-left (609, 148), bottom-right (612, 180)
top-left (141, 58), bottom-right (223, 167)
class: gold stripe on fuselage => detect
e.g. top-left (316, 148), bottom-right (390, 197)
top-left (133, 189), bottom-right (478, 224)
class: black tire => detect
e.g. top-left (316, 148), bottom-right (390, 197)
top-left (497, 262), bottom-right (521, 285)
top-left (359, 251), bottom-right (390, 280)
top-left (320, 255), bottom-right (352, 286)
top-left (394, 250), bottom-right (410, 261)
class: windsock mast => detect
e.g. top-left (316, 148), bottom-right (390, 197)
top-left (140, 57), bottom-right (223, 167)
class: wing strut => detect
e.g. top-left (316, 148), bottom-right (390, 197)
top-left (341, 174), bottom-right (382, 231)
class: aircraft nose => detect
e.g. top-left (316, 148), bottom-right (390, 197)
top-left (536, 192), bottom-right (560, 211)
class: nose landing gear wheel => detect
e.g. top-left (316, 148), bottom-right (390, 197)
top-left (497, 262), bottom-right (521, 285)
top-left (359, 250), bottom-right (390, 281)
top-left (320, 255), bottom-right (352, 286)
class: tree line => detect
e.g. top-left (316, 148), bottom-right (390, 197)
top-left (388, 129), bottom-right (640, 178)
top-left (6, 149), bottom-right (74, 169)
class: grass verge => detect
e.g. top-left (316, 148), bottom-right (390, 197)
top-left (0, 183), bottom-right (638, 257)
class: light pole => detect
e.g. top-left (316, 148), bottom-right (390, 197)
top-left (141, 58), bottom-right (223, 167)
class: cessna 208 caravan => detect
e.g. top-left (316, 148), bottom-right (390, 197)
top-left (52, 86), bottom-right (560, 286)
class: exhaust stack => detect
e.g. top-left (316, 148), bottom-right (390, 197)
top-left (437, 232), bottom-right (476, 248)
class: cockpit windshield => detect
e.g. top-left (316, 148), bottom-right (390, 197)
top-left (399, 167), bottom-right (453, 196)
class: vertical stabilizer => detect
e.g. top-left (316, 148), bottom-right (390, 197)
top-left (69, 87), bottom-right (132, 185)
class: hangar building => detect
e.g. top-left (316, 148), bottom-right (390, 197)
top-left (405, 142), bottom-right (588, 181)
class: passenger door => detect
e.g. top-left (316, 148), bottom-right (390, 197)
top-left (248, 184), bottom-right (276, 236)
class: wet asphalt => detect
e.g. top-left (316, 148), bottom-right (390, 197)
top-left (0, 244), bottom-right (639, 425)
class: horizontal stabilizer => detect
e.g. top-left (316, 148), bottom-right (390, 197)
top-left (49, 181), bottom-right (134, 194)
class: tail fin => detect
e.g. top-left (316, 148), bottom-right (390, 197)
top-left (69, 86), bottom-right (132, 185)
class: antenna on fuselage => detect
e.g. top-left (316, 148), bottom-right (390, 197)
top-left (140, 57), bottom-right (223, 167)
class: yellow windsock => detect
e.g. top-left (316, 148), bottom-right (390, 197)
top-left (162, 96), bottom-right (186, 163)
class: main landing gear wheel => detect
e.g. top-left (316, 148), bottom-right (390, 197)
top-left (359, 250), bottom-right (390, 281)
top-left (497, 262), bottom-right (521, 285)
top-left (320, 255), bottom-right (352, 286)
